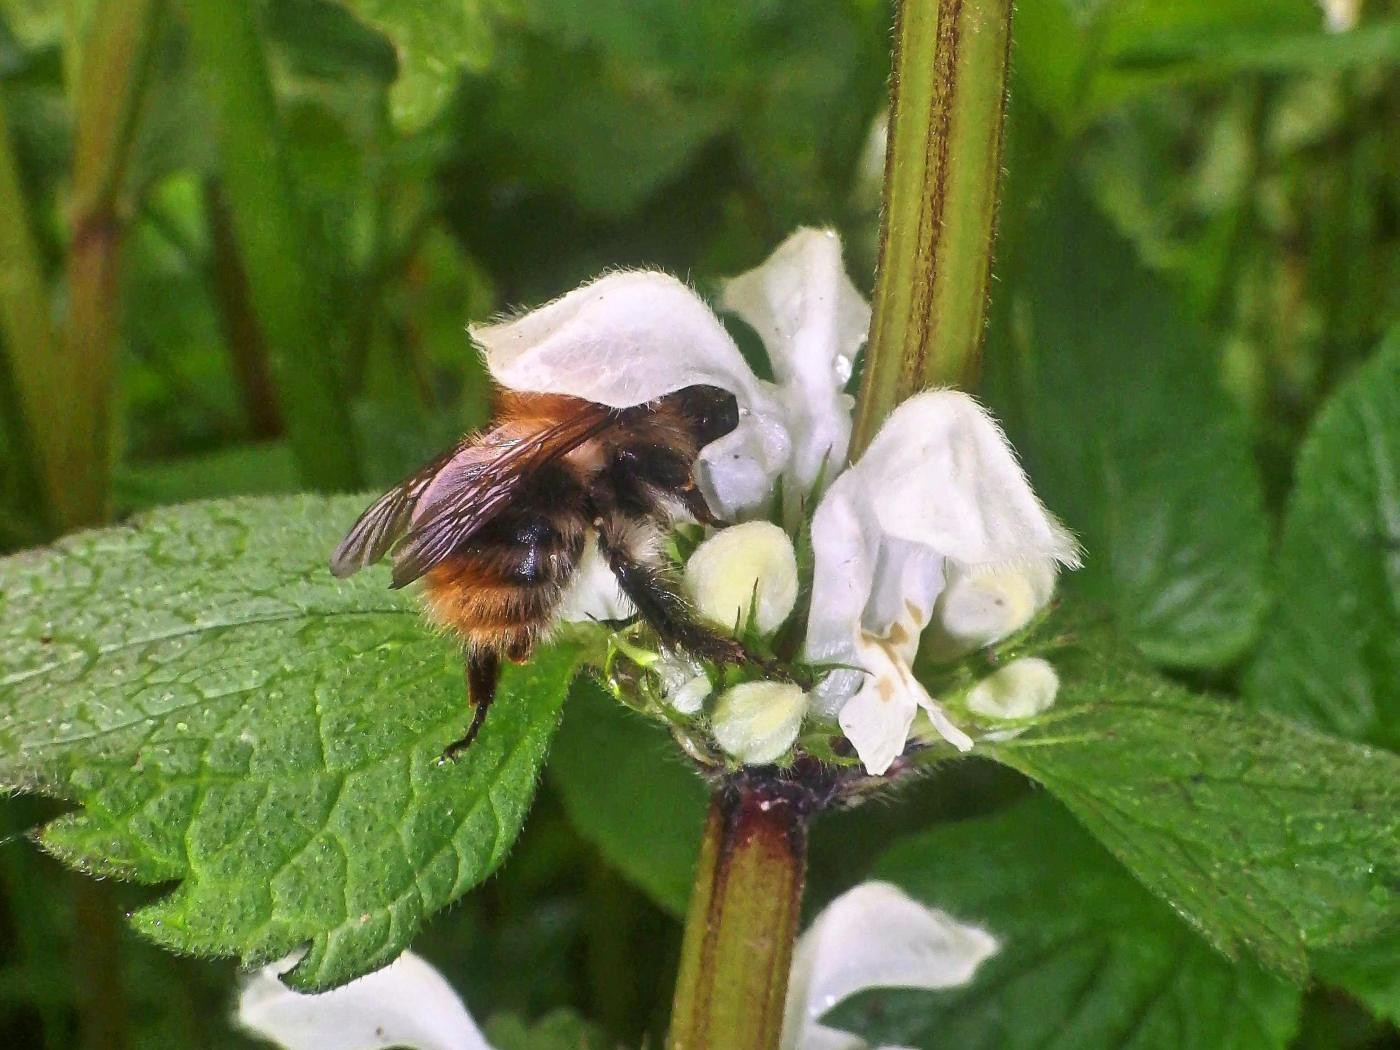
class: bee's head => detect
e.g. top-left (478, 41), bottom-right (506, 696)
top-left (675, 385), bottom-right (740, 447)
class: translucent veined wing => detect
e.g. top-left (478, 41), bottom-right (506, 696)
top-left (329, 441), bottom-right (469, 578)
top-left (387, 404), bottom-right (618, 588)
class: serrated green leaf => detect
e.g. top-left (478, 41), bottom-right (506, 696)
top-left (984, 183), bottom-right (1269, 668)
top-left (332, 0), bottom-right (495, 132)
top-left (0, 496), bottom-right (581, 990)
top-left (827, 797), bottom-right (1299, 1049)
top-left (549, 678), bottom-right (707, 916)
top-left (984, 622), bottom-right (1400, 982)
top-left (1242, 330), bottom-right (1400, 1017)
top-left (1246, 329), bottom-right (1400, 752)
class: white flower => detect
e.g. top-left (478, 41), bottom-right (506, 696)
top-left (237, 885), bottom-right (994, 1050)
top-left (471, 228), bottom-right (868, 520)
top-left (781, 881), bottom-right (998, 1050)
top-left (963, 657), bottom-right (1060, 721)
top-left (711, 681), bottom-right (809, 765)
top-left (804, 391), bottom-right (1079, 775)
top-left (236, 951), bottom-right (491, 1050)
top-left (684, 520), bottom-right (799, 635)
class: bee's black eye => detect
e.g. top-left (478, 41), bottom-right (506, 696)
top-left (680, 386), bottom-right (740, 445)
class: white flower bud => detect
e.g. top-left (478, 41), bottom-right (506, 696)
top-left (684, 521), bottom-right (799, 636)
top-left (670, 675), bottom-right (712, 715)
top-left (653, 653), bottom-right (711, 715)
top-left (964, 658), bottom-right (1060, 721)
top-left (711, 681), bottom-right (808, 765)
top-left (923, 558), bottom-right (1058, 660)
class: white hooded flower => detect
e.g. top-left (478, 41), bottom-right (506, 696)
top-left (236, 951), bottom-right (491, 1050)
top-left (781, 881), bottom-right (998, 1050)
top-left (471, 228), bottom-right (868, 520)
top-left (804, 391), bottom-right (1079, 775)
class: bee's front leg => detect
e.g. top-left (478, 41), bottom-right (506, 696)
top-left (679, 477), bottom-right (726, 528)
top-left (596, 528), bottom-right (791, 682)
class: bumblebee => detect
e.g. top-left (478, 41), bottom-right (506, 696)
top-left (331, 385), bottom-right (753, 758)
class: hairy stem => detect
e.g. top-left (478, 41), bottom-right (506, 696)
top-left (668, 772), bottom-right (818, 1050)
top-left (850, 0), bottom-right (1014, 455)
top-left (55, 0), bottom-right (164, 529)
top-left (184, 0), bottom-right (362, 491)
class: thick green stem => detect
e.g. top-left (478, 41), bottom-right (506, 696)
top-left (668, 773), bottom-right (813, 1050)
top-left (184, 0), bottom-right (362, 491)
top-left (54, 0), bottom-right (164, 529)
top-left (850, 0), bottom-right (1014, 455)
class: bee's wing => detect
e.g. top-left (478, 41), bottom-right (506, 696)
top-left (329, 442), bottom-right (473, 578)
top-left (387, 405), bottom-right (618, 589)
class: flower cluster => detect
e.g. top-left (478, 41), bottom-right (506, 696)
top-left (473, 229), bottom-right (1079, 776)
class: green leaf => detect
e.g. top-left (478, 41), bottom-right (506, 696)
top-left (1245, 330), bottom-right (1400, 751)
top-left (548, 678), bottom-right (707, 917)
top-left (1314, 931), bottom-right (1400, 1026)
top-left (0, 495), bottom-right (581, 989)
top-left (485, 1008), bottom-right (620, 1050)
top-left (827, 797), bottom-right (1299, 1049)
top-left (985, 183), bottom-right (1269, 668)
top-left (983, 625), bottom-right (1400, 981)
top-left (332, 0), bottom-right (495, 132)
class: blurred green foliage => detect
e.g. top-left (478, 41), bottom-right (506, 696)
top-left (0, 0), bottom-right (1397, 1047)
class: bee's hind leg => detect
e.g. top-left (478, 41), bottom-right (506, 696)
top-left (442, 648), bottom-right (500, 762)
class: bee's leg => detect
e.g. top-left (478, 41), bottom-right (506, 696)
top-left (442, 647), bottom-right (500, 762)
top-left (679, 478), bottom-right (725, 527)
top-left (597, 528), bottom-right (788, 678)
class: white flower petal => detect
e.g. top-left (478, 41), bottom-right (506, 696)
top-left (964, 657), bottom-right (1060, 721)
top-left (804, 470), bottom-right (880, 716)
top-left (711, 681), bottom-right (809, 765)
top-left (236, 952), bottom-right (492, 1050)
top-left (781, 882), bottom-right (998, 1050)
top-left (859, 391), bottom-right (1080, 570)
top-left (835, 680), bottom-right (917, 777)
top-left (721, 229), bottom-right (869, 496)
top-left (684, 521), bottom-right (799, 636)
top-left (555, 533), bottom-right (636, 623)
top-left (836, 632), bottom-right (973, 774)
top-left (472, 271), bottom-right (774, 412)
top-left (694, 412), bottom-right (791, 520)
